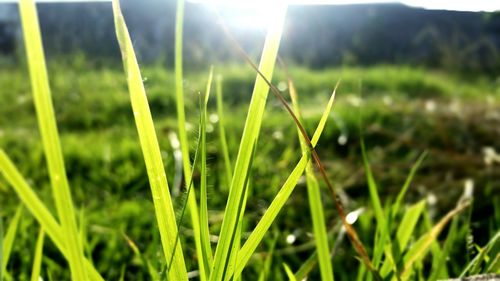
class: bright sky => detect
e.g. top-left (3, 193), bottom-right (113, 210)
top-left (0, 0), bottom-right (498, 12)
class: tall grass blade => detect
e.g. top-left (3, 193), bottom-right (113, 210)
top-left (111, 1), bottom-right (187, 280)
top-left (215, 75), bottom-right (233, 186)
top-left (401, 201), bottom-right (471, 280)
top-left (234, 87), bottom-right (337, 278)
top-left (288, 77), bottom-right (334, 281)
top-left (210, 6), bottom-right (287, 281)
top-left (283, 263), bottom-right (298, 281)
top-left (360, 140), bottom-right (390, 267)
top-left (0, 150), bottom-right (103, 280)
top-left (226, 36), bottom-right (376, 277)
top-left (199, 67), bottom-right (215, 279)
top-left (175, 0), bottom-right (205, 276)
top-left (391, 152), bottom-right (427, 219)
top-left (31, 228), bottom-right (45, 281)
top-left (167, 117), bottom-right (203, 274)
top-left (18, 1), bottom-right (87, 279)
top-left (1, 206), bottom-right (22, 275)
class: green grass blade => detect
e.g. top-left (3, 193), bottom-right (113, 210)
top-left (174, 0), bottom-right (205, 276)
top-left (396, 200), bottom-right (426, 251)
top-left (166, 117), bottom-right (203, 274)
top-left (380, 200), bottom-right (426, 277)
top-left (0, 150), bottom-right (104, 281)
top-left (258, 235), bottom-right (278, 281)
top-left (283, 263), bottom-right (298, 281)
top-left (1, 206), bottom-right (22, 275)
top-left (360, 140), bottom-right (386, 235)
top-left (294, 250), bottom-right (319, 281)
top-left (459, 231), bottom-right (500, 277)
top-left (422, 208), bottom-right (448, 279)
top-left (111, 1), bottom-right (187, 280)
top-left (200, 67), bottom-right (215, 279)
top-left (391, 152), bottom-right (427, 219)
top-left (210, 6), bottom-right (287, 281)
top-left (234, 88), bottom-right (336, 278)
top-left (360, 140), bottom-right (392, 270)
top-left (401, 201), bottom-right (470, 280)
top-left (31, 228), bottom-right (45, 281)
top-left (289, 79), bottom-right (334, 281)
top-left (428, 217), bottom-right (457, 281)
top-left (0, 213), bottom-right (3, 281)
top-left (18, 1), bottom-right (86, 279)
top-left (215, 75), bottom-right (233, 186)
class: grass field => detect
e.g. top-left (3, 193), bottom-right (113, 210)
top-left (1, 62), bottom-right (498, 279)
top-left (0, 1), bottom-right (499, 280)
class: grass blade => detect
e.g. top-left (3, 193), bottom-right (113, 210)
top-left (175, 0), bottom-right (206, 276)
top-left (396, 200), bottom-right (426, 252)
top-left (18, 1), bottom-right (86, 279)
top-left (1, 206), bottom-right (22, 275)
top-left (111, 1), bottom-right (187, 280)
top-left (288, 77), bottom-right (334, 281)
top-left (428, 218), bottom-right (457, 281)
top-left (0, 150), bottom-right (104, 280)
top-left (459, 231), bottom-right (500, 277)
top-left (31, 228), bottom-right (45, 281)
top-left (258, 235), bottom-right (278, 281)
top-left (380, 200), bottom-right (426, 277)
top-left (234, 87), bottom-right (337, 278)
top-left (391, 152), bottom-right (427, 219)
top-left (283, 263), bottom-right (298, 281)
top-left (360, 140), bottom-right (388, 265)
top-left (210, 6), bottom-right (287, 281)
top-left (294, 250), bottom-right (319, 281)
top-left (215, 74), bottom-right (233, 186)
top-left (0, 214), bottom-right (2, 281)
top-left (200, 67), bottom-right (215, 279)
top-left (401, 201), bottom-right (471, 280)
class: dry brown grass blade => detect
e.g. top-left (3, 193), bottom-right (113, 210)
top-left (215, 13), bottom-right (380, 279)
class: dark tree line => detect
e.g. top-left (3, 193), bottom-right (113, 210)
top-left (0, 1), bottom-right (499, 74)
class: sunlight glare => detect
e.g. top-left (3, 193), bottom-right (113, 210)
top-left (190, 0), bottom-right (288, 30)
